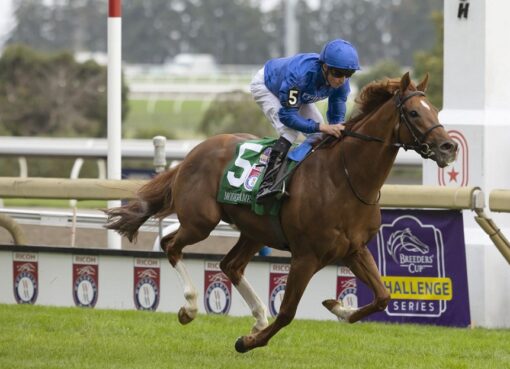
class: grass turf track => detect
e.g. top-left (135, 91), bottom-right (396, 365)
top-left (0, 304), bottom-right (508, 369)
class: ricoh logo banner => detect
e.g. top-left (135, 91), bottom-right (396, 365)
top-left (133, 258), bottom-right (160, 311)
top-left (336, 266), bottom-right (358, 309)
top-left (203, 261), bottom-right (232, 315)
top-left (269, 263), bottom-right (289, 317)
top-left (357, 210), bottom-right (470, 327)
top-left (13, 252), bottom-right (38, 304)
top-left (72, 255), bottom-right (99, 308)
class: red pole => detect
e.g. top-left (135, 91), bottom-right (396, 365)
top-left (109, 0), bottom-right (121, 17)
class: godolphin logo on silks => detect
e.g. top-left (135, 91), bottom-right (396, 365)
top-left (376, 215), bottom-right (452, 318)
top-left (244, 147), bottom-right (271, 191)
top-left (72, 255), bottom-right (99, 308)
top-left (13, 252), bottom-right (38, 304)
top-left (269, 263), bottom-right (289, 317)
top-left (336, 266), bottom-right (358, 309)
top-left (203, 261), bottom-right (232, 315)
top-left (133, 258), bottom-right (160, 311)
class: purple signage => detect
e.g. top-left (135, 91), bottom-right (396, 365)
top-left (355, 210), bottom-right (470, 327)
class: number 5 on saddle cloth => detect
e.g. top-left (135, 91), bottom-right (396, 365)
top-left (217, 135), bottom-right (323, 216)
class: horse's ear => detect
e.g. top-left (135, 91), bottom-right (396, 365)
top-left (400, 72), bottom-right (411, 92)
top-left (416, 73), bottom-right (429, 92)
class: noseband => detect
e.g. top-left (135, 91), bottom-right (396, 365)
top-left (393, 91), bottom-right (443, 159)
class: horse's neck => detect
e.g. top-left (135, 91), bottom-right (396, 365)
top-left (332, 99), bottom-right (400, 195)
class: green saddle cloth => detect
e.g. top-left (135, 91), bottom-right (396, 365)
top-left (217, 137), bottom-right (296, 216)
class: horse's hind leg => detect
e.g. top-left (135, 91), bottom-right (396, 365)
top-left (220, 234), bottom-right (268, 333)
top-left (323, 247), bottom-right (390, 323)
top-left (162, 219), bottom-right (219, 325)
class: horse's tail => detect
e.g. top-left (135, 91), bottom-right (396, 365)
top-left (104, 166), bottom-right (178, 242)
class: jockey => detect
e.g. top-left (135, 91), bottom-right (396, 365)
top-left (250, 38), bottom-right (361, 203)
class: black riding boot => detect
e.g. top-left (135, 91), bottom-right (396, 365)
top-left (256, 137), bottom-right (291, 203)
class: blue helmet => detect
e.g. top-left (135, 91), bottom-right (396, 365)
top-left (319, 39), bottom-right (361, 70)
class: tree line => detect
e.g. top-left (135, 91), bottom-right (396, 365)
top-left (0, 1), bottom-right (444, 142)
top-left (8, 0), bottom-right (442, 66)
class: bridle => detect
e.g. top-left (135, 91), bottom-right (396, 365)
top-left (392, 90), bottom-right (444, 159)
top-left (341, 89), bottom-right (443, 205)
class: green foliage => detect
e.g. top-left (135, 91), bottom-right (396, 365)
top-left (0, 304), bottom-right (509, 369)
top-left (414, 12), bottom-right (444, 109)
top-left (8, 0), bottom-right (443, 66)
top-left (0, 44), bottom-right (129, 137)
top-left (199, 91), bottom-right (275, 138)
top-left (353, 59), bottom-right (403, 91)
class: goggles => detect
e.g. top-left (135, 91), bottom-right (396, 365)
top-left (328, 67), bottom-right (355, 78)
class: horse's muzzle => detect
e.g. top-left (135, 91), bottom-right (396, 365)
top-left (435, 140), bottom-right (458, 168)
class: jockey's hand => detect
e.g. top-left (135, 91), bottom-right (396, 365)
top-left (319, 123), bottom-right (345, 138)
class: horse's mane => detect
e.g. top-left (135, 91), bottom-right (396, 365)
top-left (345, 78), bottom-right (408, 129)
top-left (319, 77), bottom-right (413, 150)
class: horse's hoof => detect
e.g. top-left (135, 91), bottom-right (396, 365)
top-left (177, 307), bottom-right (195, 325)
top-left (235, 336), bottom-right (249, 353)
top-left (322, 299), bottom-right (338, 311)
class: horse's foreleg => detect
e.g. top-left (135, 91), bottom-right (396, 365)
top-left (235, 256), bottom-right (318, 353)
top-left (220, 234), bottom-right (268, 333)
top-left (324, 247), bottom-right (390, 323)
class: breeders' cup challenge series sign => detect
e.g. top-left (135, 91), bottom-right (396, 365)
top-left (358, 210), bottom-right (470, 326)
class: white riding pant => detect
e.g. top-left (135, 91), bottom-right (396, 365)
top-left (250, 67), bottom-right (323, 144)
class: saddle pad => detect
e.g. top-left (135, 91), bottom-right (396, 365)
top-left (217, 137), bottom-right (279, 215)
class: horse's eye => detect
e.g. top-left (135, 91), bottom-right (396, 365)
top-left (409, 110), bottom-right (419, 118)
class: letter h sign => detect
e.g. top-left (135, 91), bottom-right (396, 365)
top-left (458, 0), bottom-right (469, 19)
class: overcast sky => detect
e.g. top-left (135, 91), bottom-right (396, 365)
top-left (0, 0), bottom-right (14, 43)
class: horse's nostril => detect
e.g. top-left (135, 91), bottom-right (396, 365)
top-left (440, 141), bottom-right (457, 153)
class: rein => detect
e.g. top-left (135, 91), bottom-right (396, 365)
top-left (341, 143), bottom-right (381, 205)
top-left (341, 89), bottom-right (441, 205)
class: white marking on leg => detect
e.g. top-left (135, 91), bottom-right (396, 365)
top-left (420, 100), bottom-right (431, 110)
top-left (174, 260), bottom-right (198, 318)
top-left (236, 276), bottom-right (268, 332)
top-left (331, 301), bottom-right (356, 321)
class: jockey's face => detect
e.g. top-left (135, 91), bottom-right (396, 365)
top-left (323, 65), bottom-right (352, 88)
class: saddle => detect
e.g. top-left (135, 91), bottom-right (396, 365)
top-left (217, 134), bottom-right (330, 216)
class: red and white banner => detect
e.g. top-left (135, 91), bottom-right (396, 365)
top-left (203, 261), bottom-right (232, 314)
top-left (268, 263), bottom-right (289, 317)
top-left (13, 252), bottom-right (38, 304)
top-left (72, 255), bottom-right (99, 308)
top-left (133, 258), bottom-right (160, 311)
top-left (336, 266), bottom-right (358, 309)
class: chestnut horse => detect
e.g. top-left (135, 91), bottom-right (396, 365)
top-left (104, 72), bottom-right (457, 353)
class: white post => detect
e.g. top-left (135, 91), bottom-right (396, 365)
top-left (423, 0), bottom-right (510, 223)
top-left (285, 0), bottom-right (298, 56)
top-left (107, 0), bottom-right (122, 249)
top-left (423, 0), bottom-right (510, 328)
top-left (153, 136), bottom-right (167, 249)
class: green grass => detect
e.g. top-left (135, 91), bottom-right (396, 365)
top-left (124, 99), bottom-right (211, 139)
top-left (0, 304), bottom-right (508, 369)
